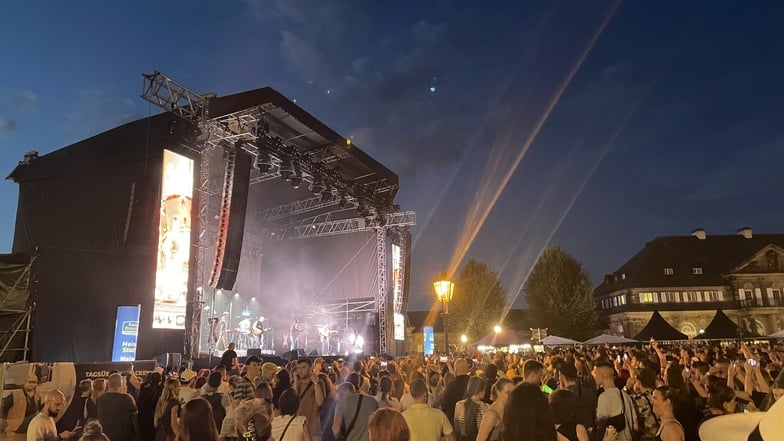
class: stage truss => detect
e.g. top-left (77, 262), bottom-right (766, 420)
top-left (141, 71), bottom-right (414, 358)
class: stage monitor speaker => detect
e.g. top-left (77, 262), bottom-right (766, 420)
top-left (246, 349), bottom-right (262, 358)
top-left (210, 144), bottom-right (253, 290)
top-left (282, 349), bottom-right (306, 361)
top-left (154, 352), bottom-right (182, 371)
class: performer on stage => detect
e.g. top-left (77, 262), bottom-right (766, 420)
top-left (217, 312), bottom-right (229, 350)
top-left (252, 315), bottom-right (267, 349)
top-left (316, 324), bottom-right (330, 355)
top-left (289, 319), bottom-right (301, 351)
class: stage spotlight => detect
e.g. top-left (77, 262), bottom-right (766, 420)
top-left (291, 176), bottom-right (302, 189)
top-left (310, 175), bottom-right (325, 195)
top-left (280, 160), bottom-right (294, 181)
top-left (255, 152), bottom-right (273, 173)
top-left (234, 293), bottom-right (240, 298)
top-left (339, 194), bottom-right (349, 209)
top-left (251, 297), bottom-right (256, 301)
top-left (216, 289), bottom-right (223, 295)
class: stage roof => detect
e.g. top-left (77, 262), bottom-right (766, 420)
top-left (8, 86), bottom-right (400, 232)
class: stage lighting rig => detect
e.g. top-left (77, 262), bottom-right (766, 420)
top-left (279, 159), bottom-right (294, 181)
top-left (254, 151), bottom-right (273, 173)
top-left (310, 175), bottom-right (326, 195)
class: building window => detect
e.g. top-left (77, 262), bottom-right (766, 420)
top-left (613, 297), bottom-right (619, 307)
top-left (772, 289), bottom-right (782, 306)
top-left (680, 322), bottom-right (698, 338)
top-left (664, 292), bottom-right (677, 302)
top-left (620, 295), bottom-right (626, 305)
top-left (641, 292), bottom-right (654, 303)
top-left (685, 291), bottom-right (698, 302)
top-left (767, 250), bottom-right (780, 272)
top-left (705, 291), bottom-right (720, 301)
top-left (692, 267), bottom-right (703, 275)
top-left (664, 268), bottom-right (674, 275)
top-left (744, 289), bottom-right (753, 300)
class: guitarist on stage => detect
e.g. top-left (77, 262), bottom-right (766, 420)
top-left (289, 319), bottom-right (302, 351)
top-left (252, 315), bottom-right (267, 349)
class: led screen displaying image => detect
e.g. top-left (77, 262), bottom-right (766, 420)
top-left (152, 150), bottom-right (194, 329)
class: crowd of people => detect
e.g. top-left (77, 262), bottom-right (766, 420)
top-left (5, 339), bottom-right (784, 441)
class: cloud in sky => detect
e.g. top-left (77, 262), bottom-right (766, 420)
top-left (63, 89), bottom-right (143, 137)
top-left (0, 118), bottom-right (17, 135)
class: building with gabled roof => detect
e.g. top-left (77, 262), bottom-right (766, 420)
top-left (594, 227), bottom-right (784, 339)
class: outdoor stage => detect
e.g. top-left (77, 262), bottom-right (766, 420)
top-left (4, 72), bottom-right (414, 363)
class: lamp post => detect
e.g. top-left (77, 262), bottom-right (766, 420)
top-left (434, 273), bottom-right (455, 355)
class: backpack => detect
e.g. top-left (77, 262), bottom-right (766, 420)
top-left (631, 391), bottom-right (659, 441)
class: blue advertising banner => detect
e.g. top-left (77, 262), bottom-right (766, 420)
top-left (112, 305), bottom-right (141, 362)
top-left (423, 326), bottom-right (435, 356)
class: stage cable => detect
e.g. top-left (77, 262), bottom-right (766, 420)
top-left (312, 233), bottom-right (374, 303)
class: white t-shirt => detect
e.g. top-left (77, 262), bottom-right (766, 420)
top-left (27, 413), bottom-right (57, 441)
top-left (270, 415), bottom-right (307, 441)
top-left (596, 387), bottom-right (634, 441)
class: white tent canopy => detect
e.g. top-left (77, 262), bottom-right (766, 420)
top-left (541, 335), bottom-right (580, 345)
top-left (582, 334), bottom-right (639, 345)
top-left (768, 329), bottom-right (784, 338)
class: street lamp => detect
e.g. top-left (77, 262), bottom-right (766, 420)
top-left (494, 325), bottom-right (502, 334)
top-left (434, 272), bottom-right (455, 355)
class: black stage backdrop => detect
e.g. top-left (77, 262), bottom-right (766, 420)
top-left (10, 115), bottom-right (190, 362)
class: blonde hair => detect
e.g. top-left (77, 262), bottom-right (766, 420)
top-left (155, 379), bottom-right (180, 425)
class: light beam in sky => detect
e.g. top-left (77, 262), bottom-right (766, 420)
top-left (445, 0), bottom-right (622, 279)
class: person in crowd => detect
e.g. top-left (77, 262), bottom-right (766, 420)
top-left (258, 363), bottom-right (279, 389)
top-left (481, 365), bottom-right (498, 404)
top-left (77, 420), bottom-right (109, 441)
top-left (272, 369), bottom-right (292, 411)
top-left (2, 373), bottom-right (41, 441)
top-left (202, 372), bottom-right (231, 433)
top-left (522, 360), bottom-right (546, 388)
top-left (401, 371), bottom-right (436, 410)
top-left (154, 378), bottom-right (182, 441)
top-left (549, 389), bottom-right (589, 441)
top-left (629, 367), bottom-right (659, 441)
top-left (97, 373), bottom-right (138, 441)
top-left (57, 379), bottom-right (91, 434)
top-left (294, 358), bottom-right (325, 439)
top-left (558, 362), bottom-right (595, 431)
top-left (176, 397), bottom-right (220, 441)
top-left (219, 376), bottom-right (239, 441)
top-left (662, 363), bottom-right (700, 441)
top-left (137, 372), bottom-right (163, 441)
top-left (440, 359), bottom-right (471, 422)
top-left (234, 356), bottom-right (262, 405)
top-left (651, 386), bottom-right (685, 441)
top-left (85, 379), bottom-right (105, 421)
top-left (476, 378), bottom-right (512, 441)
top-left (179, 369), bottom-right (200, 403)
top-left (402, 379), bottom-right (455, 441)
top-left (386, 362), bottom-right (406, 400)
top-left (199, 365), bottom-right (232, 396)
top-left (27, 390), bottom-right (74, 441)
top-left (270, 389), bottom-right (310, 441)
top-left (235, 393), bottom-right (271, 441)
top-left (592, 362), bottom-right (637, 441)
top-left (454, 376), bottom-right (487, 441)
top-left (254, 383), bottom-right (275, 421)
top-left (504, 382), bottom-right (557, 441)
top-left (331, 379), bottom-right (378, 441)
top-left (375, 376), bottom-right (402, 410)
top-left (700, 383), bottom-right (736, 424)
top-left (369, 408), bottom-right (409, 441)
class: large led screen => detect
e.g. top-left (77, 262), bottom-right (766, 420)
top-left (152, 150), bottom-right (193, 329)
top-left (391, 244), bottom-right (402, 312)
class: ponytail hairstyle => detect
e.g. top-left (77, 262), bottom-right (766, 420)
top-left (379, 376), bottom-right (393, 402)
top-left (490, 378), bottom-right (513, 402)
top-left (463, 376), bottom-right (487, 440)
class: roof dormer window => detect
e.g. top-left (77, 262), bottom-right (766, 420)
top-left (664, 268), bottom-right (674, 275)
top-left (692, 267), bottom-right (703, 275)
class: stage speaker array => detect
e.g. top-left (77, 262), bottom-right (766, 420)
top-left (209, 143), bottom-right (252, 291)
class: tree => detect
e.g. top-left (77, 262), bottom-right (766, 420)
top-left (523, 247), bottom-right (598, 340)
top-left (447, 259), bottom-right (507, 342)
